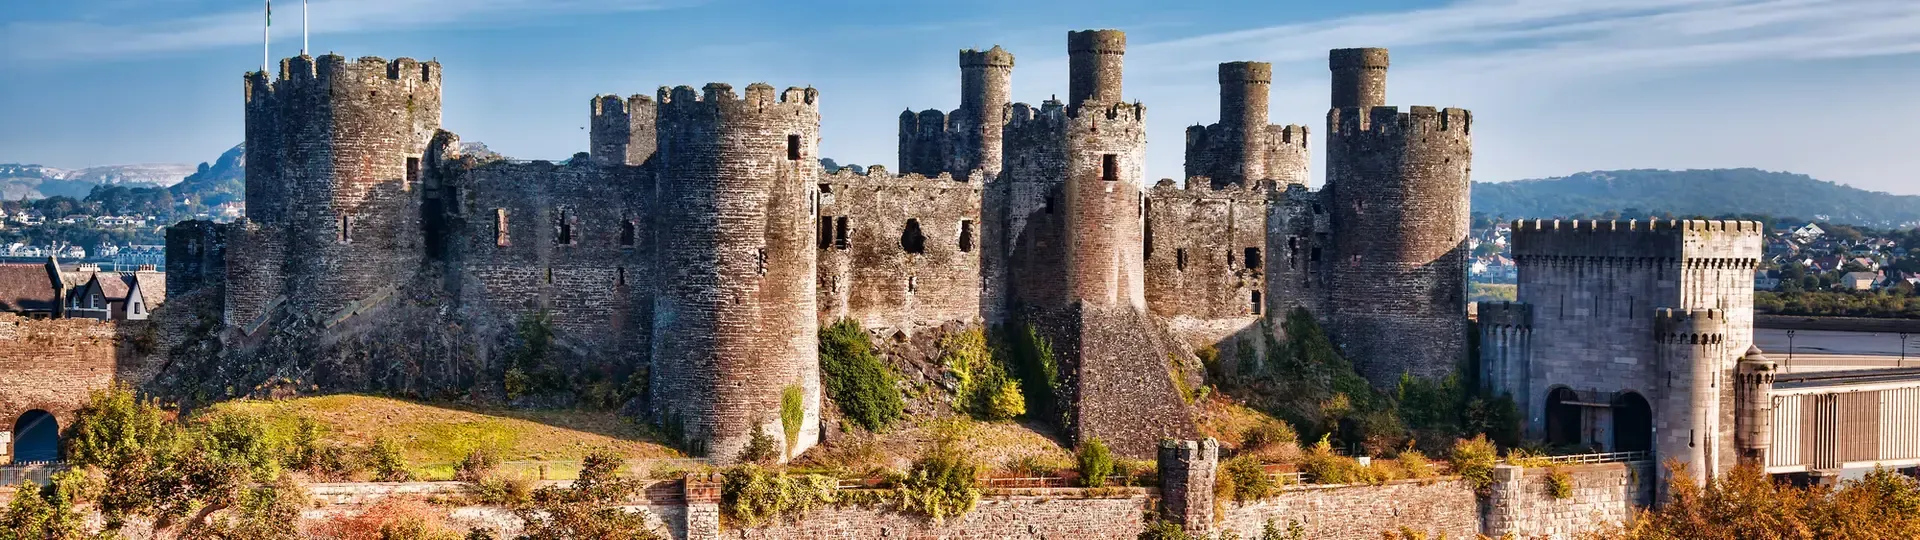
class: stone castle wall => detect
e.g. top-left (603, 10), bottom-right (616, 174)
top-left (999, 100), bottom-right (1071, 310)
top-left (814, 167), bottom-right (982, 331)
top-left (1142, 180), bottom-right (1268, 351)
top-left (1483, 462), bottom-right (1652, 539)
top-left (1216, 479), bottom-right (1482, 539)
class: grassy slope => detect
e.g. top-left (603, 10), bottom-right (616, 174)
top-left (212, 395), bottom-right (680, 480)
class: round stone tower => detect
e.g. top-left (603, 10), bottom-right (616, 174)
top-left (951, 46), bottom-right (1014, 179)
top-left (1067, 29), bottom-right (1126, 110)
top-left (1329, 48), bottom-right (1389, 109)
top-left (254, 54), bottom-right (443, 319)
top-left (1735, 345), bottom-right (1777, 468)
top-left (650, 82), bottom-right (823, 463)
top-left (1654, 308), bottom-right (1727, 487)
top-left (1325, 57), bottom-right (1472, 386)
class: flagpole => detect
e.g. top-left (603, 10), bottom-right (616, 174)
top-left (302, 0), bottom-right (308, 56)
top-left (263, 0), bottom-right (271, 73)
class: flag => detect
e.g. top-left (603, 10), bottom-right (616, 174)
top-left (266, 0), bottom-right (272, 27)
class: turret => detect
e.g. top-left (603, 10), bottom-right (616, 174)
top-left (1329, 48), bottom-right (1388, 109)
top-left (1477, 301), bottom-right (1534, 401)
top-left (1736, 346), bottom-right (1777, 468)
top-left (1067, 29), bottom-right (1126, 110)
top-left (650, 82), bottom-right (823, 464)
top-left (589, 94), bottom-right (657, 167)
top-left (1185, 61), bottom-right (1309, 189)
top-left (951, 46), bottom-right (1014, 179)
top-left (1654, 308), bottom-right (1728, 490)
top-left (1219, 61), bottom-right (1270, 133)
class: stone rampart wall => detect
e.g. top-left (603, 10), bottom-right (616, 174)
top-left (1217, 478), bottom-right (1482, 540)
top-left (1484, 462), bottom-right (1651, 539)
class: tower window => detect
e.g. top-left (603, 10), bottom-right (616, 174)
top-left (788, 134), bottom-right (802, 161)
top-left (1310, 247), bottom-right (1321, 262)
top-left (338, 214), bottom-right (353, 244)
top-left (617, 267), bottom-right (627, 287)
top-left (406, 157), bottom-right (421, 186)
top-left (1251, 291), bottom-right (1263, 315)
top-left (901, 218), bottom-right (927, 254)
top-left (1176, 248), bottom-right (1187, 271)
top-left (958, 220), bottom-right (974, 253)
top-left (1245, 247), bottom-right (1262, 269)
top-left (818, 217), bottom-right (834, 250)
top-left (835, 217), bottom-right (850, 249)
top-left (908, 276), bottom-right (918, 293)
top-left (757, 249), bottom-right (768, 275)
top-left (555, 208), bottom-right (575, 245)
top-left (1045, 194), bottom-right (1056, 214)
top-left (620, 219), bottom-right (636, 247)
top-left (1101, 154), bottom-right (1119, 181)
top-left (495, 209), bottom-right (510, 246)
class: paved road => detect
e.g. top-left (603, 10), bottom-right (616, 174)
top-left (1754, 328), bottom-right (1920, 373)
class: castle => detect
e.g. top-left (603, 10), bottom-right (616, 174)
top-left (166, 29), bottom-right (1482, 462)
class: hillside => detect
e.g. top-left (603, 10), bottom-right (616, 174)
top-left (0, 162), bottom-right (197, 200)
top-left (1473, 169), bottom-right (1920, 227)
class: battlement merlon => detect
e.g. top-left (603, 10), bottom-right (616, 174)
top-left (1329, 47), bottom-right (1388, 109)
top-left (1067, 100), bottom-right (1146, 123)
top-left (1477, 301), bottom-right (1535, 329)
top-left (1653, 307), bottom-right (1728, 342)
top-left (592, 94), bottom-right (656, 118)
top-left (1067, 29), bottom-right (1126, 108)
top-left (820, 165), bottom-right (972, 187)
top-left (247, 54), bottom-right (441, 104)
top-left (1328, 106), bottom-right (1472, 136)
top-left (1145, 177), bottom-right (1270, 199)
top-left (1004, 99), bottom-right (1068, 130)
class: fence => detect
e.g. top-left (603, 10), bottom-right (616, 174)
top-left (1539, 451), bottom-right (1650, 465)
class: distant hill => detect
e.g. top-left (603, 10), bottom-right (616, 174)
top-left (1473, 169), bottom-right (1920, 227)
top-left (167, 144), bottom-right (245, 206)
top-left (0, 162), bottom-right (198, 200)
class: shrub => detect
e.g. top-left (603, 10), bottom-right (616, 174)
top-left (503, 311), bottom-right (565, 400)
top-left (738, 425), bottom-right (778, 465)
top-left (1241, 422), bottom-right (1298, 453)
top-left (941, 328), bottom-right (1028, 421)
top-left (310, 497), bottom-right (464, 540)
top-left (455, 448), bottom-right (500, 483)
top-left (719, 464), bottom-right (838, 528)
top-left (1076, 439), bottom-right (1115, 488)
top-left (0, 470), bottom-right (88, 539)
top-left (1505, 447), bottom-right (1552, 468)
top-left (1261, 519), bottom-right (1306, 540)
top-left (896, 442), bottom-right (980, 522)
top-left (471, 474), bottom-right (534, 507)
top-left (780, 385), bottom-right (805, 454)
top-left (1545, 467), bottom-right (1574, 499)
top-left (819, 319), bottom-right (905, 431)
top-left (1007, 323), bottom-right (1062, 420)
top-left (198, 475), bottom-right (308, 539)
top-left (1219, 454), bottom-right (1275, 501)
top-left (1138, 519), bottom-right (1191, 540)
top-left (369, 437), bottom-right (414, 482)
top-left (1397, 450), bottom-right (1434, 479)
top-left (1451, 435), bottom-right (1499, 491)
top-left (516, 451), bottom-right (661, 540)
top-left (1299, 435), bottom-right (1375, 485)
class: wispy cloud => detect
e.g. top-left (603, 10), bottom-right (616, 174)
top-left (1, 0), bottom-right (691, 61)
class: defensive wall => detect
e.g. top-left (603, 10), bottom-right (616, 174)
top-left (814, 166), bottom-right (982, 332)
top-left (0, 314), bottom-right (159, 464)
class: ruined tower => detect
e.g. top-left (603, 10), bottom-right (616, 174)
top-left (589, 94), bottom-right (658, 167)
top-left (951, 46), bottom-right (1014, 178)
top-left (650, 83), bottom-right (823, 463)
top-left (1324, 47), bottom-right (1473, 386)
top-left (237, 54), bottom-right (443, 326)
top-left (1183, 62), bottom-right (1310, 189)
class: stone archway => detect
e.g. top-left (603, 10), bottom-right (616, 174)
top-left (12, 410), bottom-right (58, 463)
top-left (1612, 392), bottom-right (1653, 453)
top-left (1545, 386), bottom-right (1582, 447)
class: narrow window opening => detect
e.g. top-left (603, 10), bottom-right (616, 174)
top-left (1143, 220), bottom-right (1154, 260)
top-left (1251, 291), bottom-right (1263, 314)
top-left (496, 209), bottom-right (510, 246)
top-left (901, 218), bottom-right (927, 254)
top-left (620, 220), bottom-right (636, 247)
top-left (787, 134), bottom-right (802, 161)
top-left (958, 220), bottom-right (974, 253)
top-left (1310, 247), bottom-right (1321, 262)
top-left (338, 214), bottom-right (353, 243)
top-left (1045, 194), bottom-right (1055, 214)
top-left (757, 249), bottom-right (767, 275)
top-left (556, 208), bottom-right (575, 245)
top-left (546, 267), bottom-right (553, 284)
top-left (834, 217), bottom-right (850, 249)
top-left (908, 276), bottom-right (917, 293)
top-left (818, 217), bottom-right (833, 250)
top-left (1245, 247), bottom-right (1262, 269)
top-left (1101, 154), bottom-right (1118, 181)
top-left (617, 267), bottom-right (627, 286)
top-left (1176, 248), bottom-right (1188, 271)
top-left (406, 157), bottom-right (421, 186)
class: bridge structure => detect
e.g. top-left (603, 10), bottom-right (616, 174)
top-left (1756, 361), bottom-right (1920, 480)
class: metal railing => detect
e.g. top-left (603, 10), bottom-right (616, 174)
top-left (1538, 451), bottom-right (1651, 465)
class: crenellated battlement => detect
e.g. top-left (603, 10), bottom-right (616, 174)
top-left (819, 164), bottom-right (970, 187)
top-left (1067, 100), bottom-right (1146, 122)
top-left (655, 83), bottom-right (819, 109)
top-left (1145, 177), bottom-right (1269, 199)
top-left (1005, 99), bottom-right (1068, 131)
top-left (1510, 218), bottom-right (1765, 264)
top-left (1478, 302), bottom-right (1535, 329)
top-left (1510, 218), bottom-right (1764, 234)
top-left (960, 45), bottom-right (1015, 68)
top-left (1654, 308), bottom-right (1727, 344)
top-left (246, 54), bottom-right (441, 105)
top-left (1328, 106), bottom-right (1471, 136)
top-left (1067, 29), bottom-right (1127, 55)
top-left (1330, 48), bottom-right (1390, 70)
top-left (1267, 124), bottom-right (1310, 148)
top-left (591, 94), bottom-right (654, 117)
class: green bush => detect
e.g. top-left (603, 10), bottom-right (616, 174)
top-left (940, 328), bottom-right (1029, 421)
top-left (456, 448), bottom-right (500, 482)
top-left (1075, 439), bottom-right (1115, 488)
top-left (720, 464), bottom-right (838, 528)
top-left (738, 425), bottom-right (779, 465)
top-left (1219, 454), bottom-right (1275, 502)
top-left (1007, 323), bottom-right (1061, 420)
top-left (1546, 467), bottom-right (1574, 499)
top-left (1261, 519), bottom-right (1307, 540)
top-left (1300, 435), bottom-right (1376, 485)
top-left (503, 311), bottom-right (565, 400)
top-left (1398, 450), bottom-right (1435, 479)
top-left (819, 319), bottom-right (905, 431)
top-left (0, 470), bottom-right (88, 539)
top-left (1138, 519), bottom-right (1191, 540)
top-left (1452, 435), bottom-right (1499, 491)
top-left (896, 442), bottom-right (980, 522)
top-left (516, 451), bottom-right (662, 540)
top-left (369, 437), bottom-right (414, 482)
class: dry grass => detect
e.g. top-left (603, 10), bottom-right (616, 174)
top-left (1196, 395), bottom-right (1302, 463)
top-left (213, 394), bottom-right (680, 480)
top-left (792, 416), bottom-right (1072, 478)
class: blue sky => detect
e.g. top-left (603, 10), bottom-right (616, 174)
top-left (3, 0), bottom-right (1919, 193)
